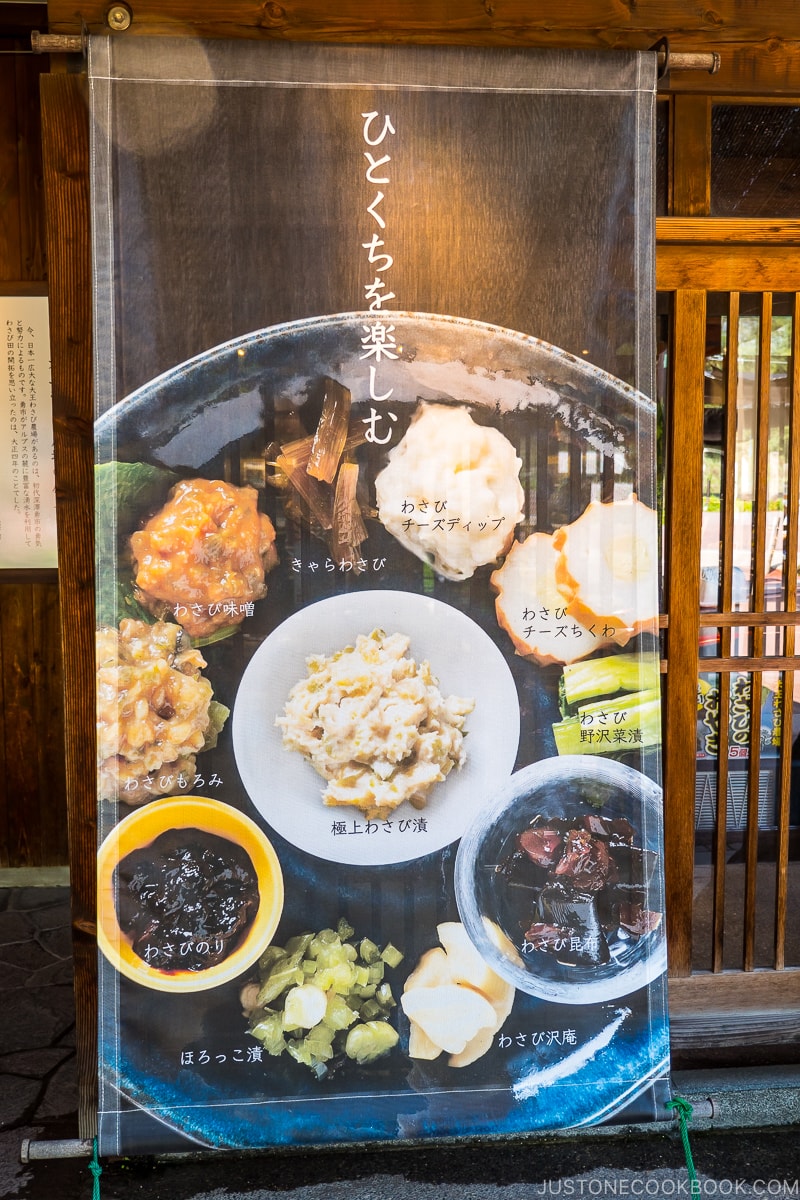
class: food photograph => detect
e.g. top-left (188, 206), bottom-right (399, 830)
top-left (90, 41), bottom-right (666, 1155)
top-left (94, 313), bottom-right (668, 1152)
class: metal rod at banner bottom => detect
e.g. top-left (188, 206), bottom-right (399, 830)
top-left (20, 1100), bottom-right (718, 1162)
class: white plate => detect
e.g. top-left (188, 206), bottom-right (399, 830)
top-left (232, 590), bottom-right (520, 865)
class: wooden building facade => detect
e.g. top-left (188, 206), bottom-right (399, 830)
top-left (2, 0), bottom-right (800, 1136)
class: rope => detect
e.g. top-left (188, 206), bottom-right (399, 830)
top-left (666, 1096), bottom-right (699, 1188)
top-left (88, 1137), bottom-right (102, 1200)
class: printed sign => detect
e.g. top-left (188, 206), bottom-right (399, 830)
top-left (90, 38), bottom-right (669, 1154)
top-left (0, 295), bottom-right (57, 569)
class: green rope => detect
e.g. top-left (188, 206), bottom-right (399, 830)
top-left (666, 1096), bottom-right (699, 1187)
top-left (88, 1137), bottom-right (102, 1200)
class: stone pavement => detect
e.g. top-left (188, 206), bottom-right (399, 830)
top-left (0, 885), bottom-right (78, 1137)
top-left (2, 882), bottom-right (800, 1199)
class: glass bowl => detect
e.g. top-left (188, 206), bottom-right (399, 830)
top-left (454, 756), bottom-right (666, 1004)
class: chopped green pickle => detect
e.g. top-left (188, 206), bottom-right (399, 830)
top-left (345, 1021), bottom-right (400, 1064)
top-left (258, 945), bottom-right (285, 972)
top-left (359, 938), bottom-right (380, 964)
top-left (285, 932), bottom-right (315, 958)
top-left (375, 981), bottom-right (395, 1008)
top-left (324, 993), bottom-right (358, 1030)
top-left (247, 921), bottom-right (403, 1077)
top-left (367, 961), bottom-right (385, 984)
top-left (380, 943), bottom-right (404, 969)
top-left (249, 1012), bottom-right (286, 1057)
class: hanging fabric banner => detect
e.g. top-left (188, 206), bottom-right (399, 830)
top-left (90, 37), bottom-right (669, 1155)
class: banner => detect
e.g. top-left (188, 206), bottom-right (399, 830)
top-left (90, 38), bottom-right (669, 1154)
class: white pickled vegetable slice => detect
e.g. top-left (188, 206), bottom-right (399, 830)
top-left (553, 496), bottom-right (659, 647)
top-left (448, 1025), bottom-right (497, 1069)
top-left (400, 983), bottom-right (497, 1055)
top-left (408, 1020), bottom-right (443, 1060)
top-left (436, 921), bottom-right (503, 998)
top-left (402, 946), bottom-right (450, 992)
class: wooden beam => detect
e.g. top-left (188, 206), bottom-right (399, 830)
top-left (669, 1008), bottom-right (800, 1048)
top-left (657, 244), bottom-right (800, 291)
top-left (40, 69), bottom-right (97, 1140)
top-left (669, 968), bottom-right (800, 1012)
top-left (658, 219), bottom-right (800, 245)
top-left (44, 0), bottom-right (800, 42)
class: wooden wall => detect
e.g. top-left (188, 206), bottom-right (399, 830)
top-left (0, 4), bottom-right (69, 869)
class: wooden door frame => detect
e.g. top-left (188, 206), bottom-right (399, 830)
top-left (657, 234), bottom-right (800, 1045)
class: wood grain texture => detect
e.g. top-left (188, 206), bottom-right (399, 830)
top-left (740, 296), bottom-right (771, 972)
top-left (41, 3), bottom-right (800, 94)
top-left (43, 0), bottom-right (800, 42)
top-left (664, 288), bottom-right (706, 978)
top-left (774, 296), bottom-right (800, 969)
top-left (0, 586), bottom-right (39, 867)
top-left (696, 656), bottom-right (800, 672)
top-left (31, 582), bottom-right (69, 864)
top-left (669, 969), bottom-right (800, 1012)
top-left (0, 8), bottom-right (47, 281)
top-left (0, 47), bottom-right (22, 281)
top-left (0, 583), bottom-right (68, 867)
top-left (712, 290), bottom-right (738, 974)
top-left (669, 1007), bottom-right (800, 1047)
top-left (0, 7), bottom-right (63, 872)
top-left (658, 219), bottom-right (800, 244)
top-left (40, 70), bottom-right (96, 1139)
top-left (657, 244), bottom-right (800, 290)
top-left (14, 54), bottom-right (48, 281)
top-left (672, 95), bottom-right (710, 217)
top-left (694, 611), bottom-right (800, 626)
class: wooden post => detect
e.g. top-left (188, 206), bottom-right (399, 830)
top-left (663, 288), bottom-right (706, 977)
top-left (40, 71), bottom-right (97, 1138)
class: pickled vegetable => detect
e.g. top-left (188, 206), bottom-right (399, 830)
top-left (243, 919), bottom-right (403, 1077)
top-left (345, 1020), bottom-right (399, 1064)
top-left (307, 379), bottom-right (352, 484)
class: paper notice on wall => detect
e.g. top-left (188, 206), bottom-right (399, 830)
top-left (0, 295), bottom-right (58, 569)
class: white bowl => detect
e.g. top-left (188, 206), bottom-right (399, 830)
top-left (232, 590), bottom-right (520, 866)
